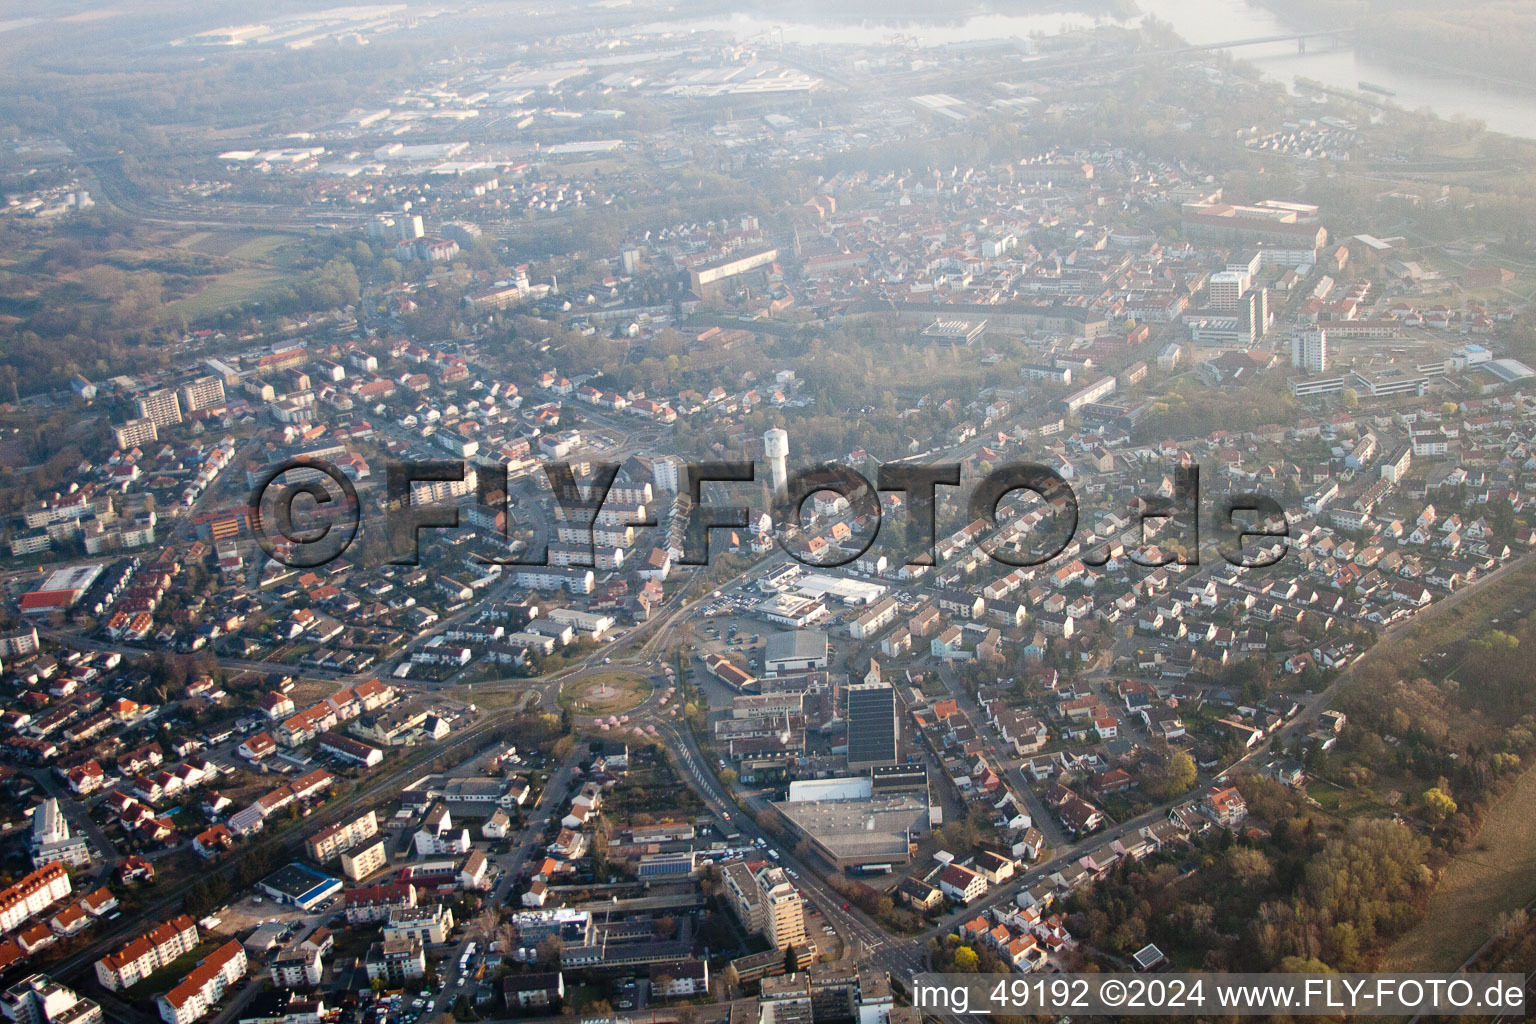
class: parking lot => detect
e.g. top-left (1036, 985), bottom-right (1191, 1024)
top-left (213, 889), bottom-right (329, 937)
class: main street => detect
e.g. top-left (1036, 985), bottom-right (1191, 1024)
top-left (424, 747), bottom-right (584, 1018)
top-left (644, 717), bottom-right (928, 984)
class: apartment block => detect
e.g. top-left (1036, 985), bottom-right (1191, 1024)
top-left (305, 810), bottom-right (379, 863)
top-left (0, 863), bottom-right (72, 935)
top-left (134, 389), bottom-right (182, 429)
top-left (338, 838), bottom-right (388, 881)
top-left (722, 862), bottom-right (804, 951)
top-left (94, 916), bottom-right (199, 991)
top-left (155, 940), bottom-right (245, 1024)
top-left (176, 376), bottom-right (226, 414)
top-left (383, 905), bottom-right (454, 945)
top-left (113, 418), bottom-right (158, 450)
top-left (0, 974), bottom-right (103, 1024)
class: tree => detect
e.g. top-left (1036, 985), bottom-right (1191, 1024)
top-left (1164, 751), bottom-right (1197, 795)
top-left (1278, 956), bottom-right (1333, 973)
top-left (953, 946), bottom-right (980, 972)
top-left (1422, 786), bottom-right (1457, 823)
top-left (536, 935), bottom-right (564, 966)
top-left (1143, 749), bottom-right (1197, 798)
top-left (719, 767), bottom-right (738, 787)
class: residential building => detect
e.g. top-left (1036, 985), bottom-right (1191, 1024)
top-left (29, 800), bottom-right (90, 869)
top-left (1203, 786), bottom-right (1248, 828)
top-left (413, 804), bottom-right (471, 856)
top-left (759, 867), bottom-right (807, 951)
top-left (503, 973), bottom-right (564, 1012)
top-left (270, 943), bottom-right (323, 989)
top-left (177, 376), bottom-right (225, 414)
top-left (305, 811), bottom-right (378, 864)
top-left (95, 916), bottom-right (199, 991)
top-left (113, 418), bottom-right (158, 450)
top-left (364, 938), bottom-right (425, 985)
top-left (1291, 328), bottom-right (1328, 373)
top-left (937, 864), bottom-right (987, 904)
top-left (0, 975), bottom-right (103, 1024)
top-left (383, 905), bottom-right (454, 945)
top-left (0, 864), bottom-right (72, 936)
top-left (135, 389), bottom-right (182, 429)
top-left (345, 883), bottom-right (416, 925)
top-left (155, 940), bottom-right (245, 1024)
top-left (338, 839), bottom-right (388, 882)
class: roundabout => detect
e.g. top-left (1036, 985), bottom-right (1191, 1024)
top-left (557, 670), bottom-right (654, 717)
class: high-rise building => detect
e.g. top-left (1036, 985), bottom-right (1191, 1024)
top-left (177, 376), bottom-right (226, 414)
top-left (1246, 287), bottom-right (1270, 339)
top-left (1, 974), bottom-right (104, 1024)
top-left (134, 389), bottom-right (182, 429)
top-left (652, 456), bottom-right (681, 494)
top-left (846, 682), bottom-right (898, 769)
top-left (30, 799), bottom-right (90, 869)
top-left (113, 418), bottom-right (158, 450)
top-left (764, 428), bottom-right (789, 497)
top-left (1292, 328), bottom-right (1328, 373)
top-left (1207, 270), bottom-right (1250, 312)
top-left (757, 866), bottom-right (806, 950)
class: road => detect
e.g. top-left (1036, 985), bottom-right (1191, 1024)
top-left (426, 747), bottom-right (583, 1017)
top-left (645, 716), bottom-right (927, 983)
top-left (931, 663), bottom-right (1066, 850)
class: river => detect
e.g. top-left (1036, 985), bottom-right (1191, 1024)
top-left (655, 1), bottom-right (1536, 140)
top-left (1134, 0), bottom-right (1536, 139)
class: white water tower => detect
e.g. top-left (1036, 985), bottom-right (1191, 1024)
top-left (764, 427), bottom-right (789, 497)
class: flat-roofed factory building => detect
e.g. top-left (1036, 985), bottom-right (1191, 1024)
top-left (845, 682), bottom-right (898, 769)
top-left (771, 775), bottom-right (933, 871)
top-left (921, 318), bottom-right (987, 345)
top-left (762, 630), bottom-right (829, 675)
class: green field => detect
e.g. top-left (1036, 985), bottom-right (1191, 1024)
top-left (162, 267), bottom-right (283, 319)
top-left (226, 234), bottom-right (293, 262)
top-left (176, 229), bottom-right (293, 261)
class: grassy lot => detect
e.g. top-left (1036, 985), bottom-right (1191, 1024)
top-left (286, 677), bottom-right (340, 708)
top-left (1384, 763), bottom-right (1536, 971)
top-left (1306, 775), bottom-right (1396, 814)
top-left (227, 234), bottom-right (292, 262)
top-left (162, 266), bottom-right (284, 320)
top-left (177, 230), bottom-right (292, 261)
top-left (120, 937), bottom-right (226, 999)
top-left (558, 671), bottom-right (651, 716)
top-left (464, 686), bottom-right (541, 711)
